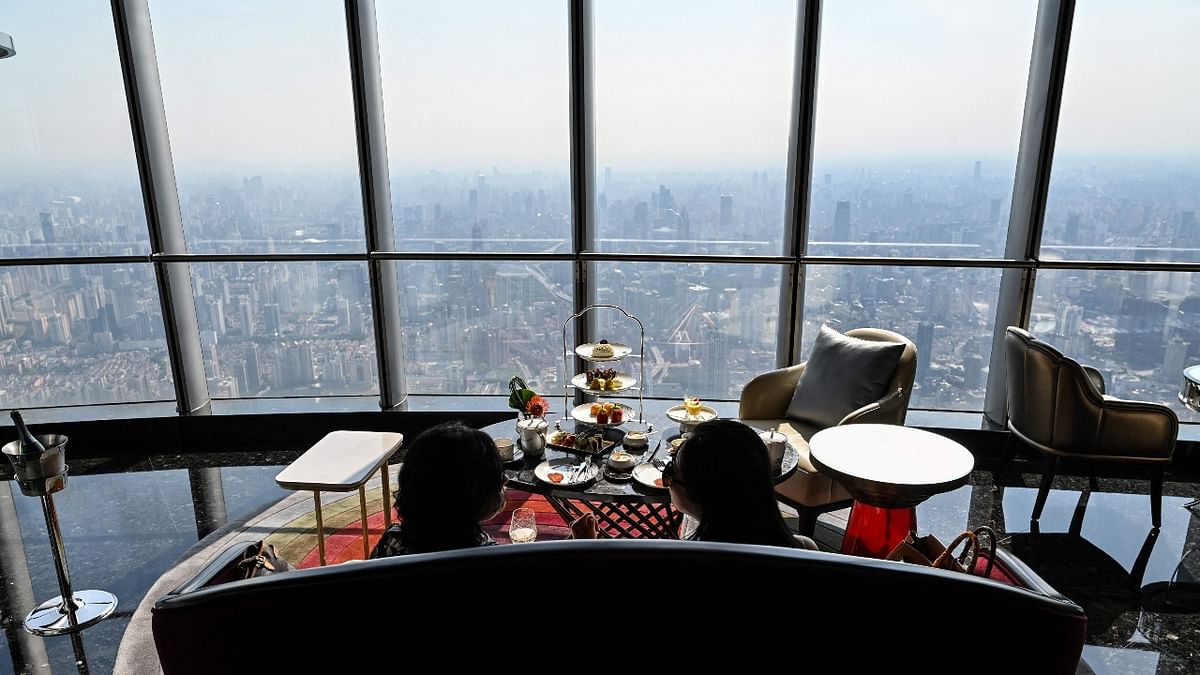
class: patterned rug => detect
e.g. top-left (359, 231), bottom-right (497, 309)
top-left (265, 484), bottom-right (572, 568)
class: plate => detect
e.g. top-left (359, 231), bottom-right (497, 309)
top-left (632, 463), bottom-right (668, 490)
top-left (571, 402), bottom-right (634, 427)
top-left (570, 371), bottom-right (638, 394)
top-left (534, 458), bottom-right (601, 487)
top-left (575, 342), bottom-right (633, 362)
top-left (546, 431), bottom-right (617, 456)
top-left (665, 404), bottom-right (718, 424)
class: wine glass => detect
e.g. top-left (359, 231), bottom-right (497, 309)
top-left (683, 396), bottom-right (702, 419)
top-left (510, 507), bottom-right (537, 543)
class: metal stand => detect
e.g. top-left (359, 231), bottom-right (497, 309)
top-left (2, 435), bottom-right (117, 636)
top-left (561, 303), bottom-right (647, 426)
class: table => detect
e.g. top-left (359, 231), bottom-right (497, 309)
top-left (484, 418), bottom-right (800, 539)
top-left (808, 424), bottom-right (974, 558)
top-left (1181, 364), bottom-right (1200, 413)
top-left (275, 430), bottom-right (404, 565)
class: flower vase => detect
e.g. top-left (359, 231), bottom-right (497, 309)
top-left (517, 418), bottom-right (548, 456)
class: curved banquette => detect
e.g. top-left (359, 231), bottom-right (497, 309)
top-left (151, 539), bottom-right (1086, 673)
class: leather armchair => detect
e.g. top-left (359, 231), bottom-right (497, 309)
top-left (739, 327), bottom-right (917, 535)
top-left (1001, 326), bottom-right (1178, 528)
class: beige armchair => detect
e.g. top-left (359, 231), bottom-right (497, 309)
top-left (1001, 327), bottom-right (1178, 528)
top-left (739, 327), bottom-right (917, 536)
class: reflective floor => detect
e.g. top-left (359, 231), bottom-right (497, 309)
top-left (1, 452), bottom-right (1199, 674)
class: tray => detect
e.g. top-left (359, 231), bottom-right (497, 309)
top-left (547, 431), bottom-right (618, 456)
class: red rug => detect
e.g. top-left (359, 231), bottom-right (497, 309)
top-left (296, 490), bottom-right (571, 569)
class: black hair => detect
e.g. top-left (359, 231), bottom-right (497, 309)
top-left (394, 421), bottom-right (505, 553)
top-left (677, 419), bottom-right (799, 547)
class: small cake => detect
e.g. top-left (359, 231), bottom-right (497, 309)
top-left (591, 340), bottom-right (615, 358)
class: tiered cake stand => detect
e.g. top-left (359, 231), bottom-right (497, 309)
top-left (560, 304), bottom-right (646, 432)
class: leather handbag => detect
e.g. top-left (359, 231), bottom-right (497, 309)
top-left (887, 530), bottom-right (978, 573)
top-left (198, 540), bottom-right (291, 588)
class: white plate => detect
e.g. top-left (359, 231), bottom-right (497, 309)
top-left (570, 371), bottom-right (637, 394)
top-left (575, 342), bottom-right (632, 362)
top-left (534, 458), bottom-right (601, 487)
top-left (665, 404), bottom-right (718, 424)
top-left (571, 402), bottom-right (634, 427)
top-left (632, 463), bottom-right (667, 490)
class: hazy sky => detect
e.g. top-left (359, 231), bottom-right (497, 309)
top-left (1, 0), bottom-right (1197, 178)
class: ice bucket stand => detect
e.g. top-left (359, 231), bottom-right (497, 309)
top-left (2, 434), bottom-right (117, 636)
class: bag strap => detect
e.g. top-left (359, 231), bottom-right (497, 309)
top-left (972, 526), bottom-right (998, 578)
top-left (932, 531), bottom-right (978, 571)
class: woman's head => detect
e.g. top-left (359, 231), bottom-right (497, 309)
top-left (669, 419), bottom-right (796, 547)
top-left (394, 421), bottom-right (506, 552)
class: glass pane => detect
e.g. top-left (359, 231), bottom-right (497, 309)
top-left (1042, 2), bottom-right (1200, 263)
top-left (809, 1), bottom-right (1036, 258)
top-left (0, 264), bottom-right (173, 407)
top-left (191, 261), bottom-right (378, 398)
top-left (593, 262), bottom-right (784, 400)
top-left (0, 2), bottom-right (149, 257)
top-left (802, 265), bottom-right (1002, 411)
top-left (395, 261), bottom-right (574, 395)
top-left (594, 0), bottom-right (795, 255)
top-left (150, 1), bottom-right (364, 254)
top-left (378, 1), bottom-right (571, 253)
top-left (1030, 270), bottom-right (1200, 422)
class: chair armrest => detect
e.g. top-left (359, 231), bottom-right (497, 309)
top-left (1094, 398), bottom-right (1179, 460)
top-left (739, 363), bottom-right (806, 419)
top-left (838, 388), bottom-right (907, 426)
top-left (1082, 366), bottom-right (1106, 395)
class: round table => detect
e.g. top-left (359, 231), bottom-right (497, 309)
top-left (808, 424), bottom-right (975, 558)
top-left (483, 418), bottom-right (800, 539)
top-left (1180, 364), bottom-right (1200, 413)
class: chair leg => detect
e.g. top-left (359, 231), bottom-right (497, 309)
top-left (1032, 456), bottom-right (1058, 522)
top-left (1151, 465), bottom-right (1164, 529)
top-left (994, 433), bottom-right (1016, 485)
top-left (794, 507), bottom-right (819, 538)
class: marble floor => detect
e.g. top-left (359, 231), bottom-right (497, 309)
top-left (1, 452), bottom-right (1198, 674)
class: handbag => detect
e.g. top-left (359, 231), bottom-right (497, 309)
top-left (199, 540), bottom-right (291, 588)
top-left (887, 526), bottom-right (997, 576)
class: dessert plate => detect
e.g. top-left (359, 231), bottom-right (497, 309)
top-left (665, 405), bottom-right (718, 424)
top-left (571, 371), bottom-right (637, 394)
top-left (571, 402), bottom-right (634, 427)
top-left (632, 463), bottom-right (667, 490)
top-left (575, 342), bottom-right (632, 362)
top-left (534, 458), bottom-right (600, 487)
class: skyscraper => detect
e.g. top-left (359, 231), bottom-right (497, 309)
top-left (916, 321), bottom-right (934, 381)
top-left (719, 194), bottom-right (733, 229)
top-left (39, 211), bottom-right (55, 244)
top-left (833, 201), bottom-right (851, 241)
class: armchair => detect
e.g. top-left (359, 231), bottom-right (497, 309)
top-left (1001, 326), bottom-right (1178, 528)
top-left (739, 327), bottom-right (917, 535)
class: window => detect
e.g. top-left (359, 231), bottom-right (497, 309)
top-left (1030, 269), bottom-right (1200, 422)
top-left (377, 1), bottom-right (571, 253)
top-left (192, 262), bottom-right (378, 398)
top-left (1042, 1), bottom-right (1200, 263)
top-left (150, 0), bottom-right (364, 254)
top-left (593, 261), bottom-right (784, 400)
top-left (396, 261), bottom-right (574, 395)
top-left (802, 265), bottom-right (1001, 411)
top-left (593, 0), bottom-right (795, 255)
top-left (808, 1), bottom-right (1036, 258)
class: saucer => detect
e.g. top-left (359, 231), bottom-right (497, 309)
top-left (604, 467), bottom-right (633, 482)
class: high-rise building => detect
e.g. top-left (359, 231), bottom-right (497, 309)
top-left (39, 211), bottom-right (55, 244)
top-left (1165, 337), bottom-right (1190, 377)
top-left (719, 194), bottom-right (733, 229)
top-left (916, 321), bottom-right (935, 381)
top-left (833, 201), bottom-right (851, 241)
top-left (989, 198), bottom-right (1002, 225)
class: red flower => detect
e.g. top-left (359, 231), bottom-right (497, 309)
top-left (525, 395), bottom-right (549, 418)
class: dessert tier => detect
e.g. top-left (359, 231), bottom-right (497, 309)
top-left (574, 341), bottom-right (632, 363)
top-left (570, 369), bottom-right (637, 394)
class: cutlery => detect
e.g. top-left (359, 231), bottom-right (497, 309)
top-left (569, 458), bottom-right (590, 482)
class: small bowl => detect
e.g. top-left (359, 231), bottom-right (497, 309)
top-left (607, 451), bottom-right (637, 472)
top-left (669, 438), bottom-right (685, 455)
top-left (623, 431), bottom-right (648, 448)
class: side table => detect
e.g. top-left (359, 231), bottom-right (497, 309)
top-left (808, 424), bottom-right (974, 558)
top-left (275, 430), bottom-right (404, 565)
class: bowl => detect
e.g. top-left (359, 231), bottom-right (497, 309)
top-left (623, 431), bottom-right (648, 448)
top-left (607, 451), bottom-right (637, 472)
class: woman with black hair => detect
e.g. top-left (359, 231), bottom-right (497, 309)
top-left (370, 421), bottom-right (507, 557)
top-left (662, 418), bottom-right (818, 549)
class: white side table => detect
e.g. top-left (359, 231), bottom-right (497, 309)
top-left (275, 431), bottom-right (404, 565)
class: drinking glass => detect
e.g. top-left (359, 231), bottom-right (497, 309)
top-left (510, 507), bottom-right (537, 543)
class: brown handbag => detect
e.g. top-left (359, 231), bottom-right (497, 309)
top-left (887, 530), bottom-right (979, 573)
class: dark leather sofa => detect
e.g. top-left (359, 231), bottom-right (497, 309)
top-left (152, 540), bottom-right (1086, 673)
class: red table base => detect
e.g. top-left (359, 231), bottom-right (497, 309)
top-left (841, 501), bottom-right (917, 558)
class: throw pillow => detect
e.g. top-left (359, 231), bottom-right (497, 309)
top-left (785, 325), bottom-right (906, 428)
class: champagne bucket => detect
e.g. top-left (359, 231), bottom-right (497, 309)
top-left (2, 434), bottom-right (68, 495)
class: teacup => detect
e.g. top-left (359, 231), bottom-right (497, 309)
top-left (495, 437), bottom-right (515, 462)
top-left (623, 431), bottom-right (648, 448)
top-left (759, 430), bottom-right (787, 473)
top-left (606, 451), bottom-right (636, 472)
